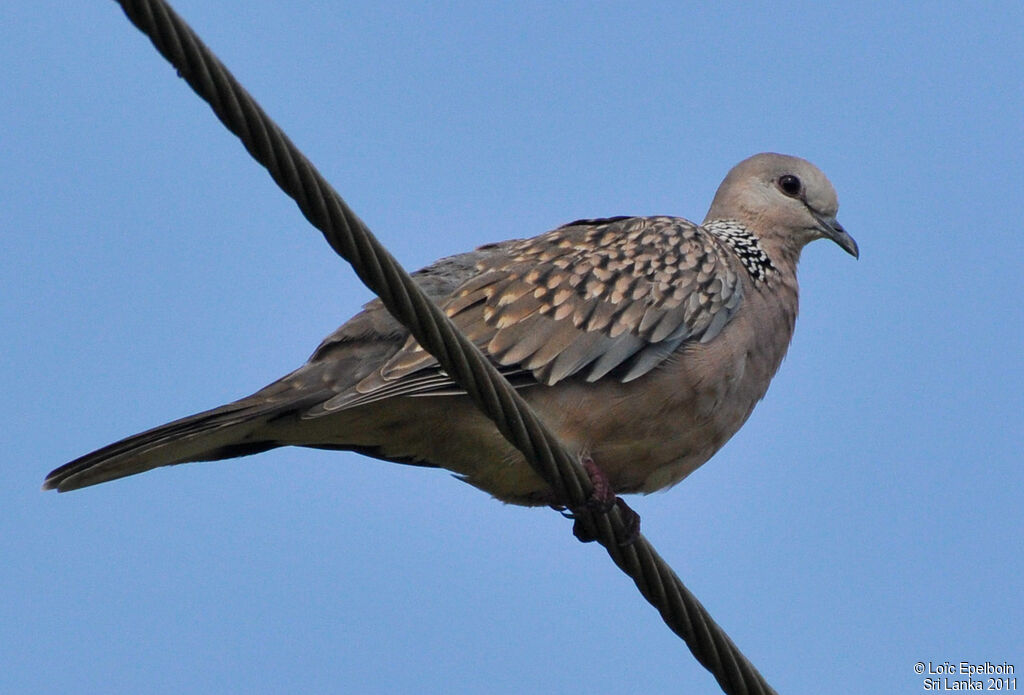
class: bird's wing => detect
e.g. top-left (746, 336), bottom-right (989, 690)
top-left (311, 216), bottom-right (744, 413)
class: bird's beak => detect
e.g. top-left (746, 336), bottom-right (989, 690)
top-left (813, 212), bottom-right (859, 258)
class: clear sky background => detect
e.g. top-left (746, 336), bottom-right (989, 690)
top-left (2, 2), bottom-right (1021, 693)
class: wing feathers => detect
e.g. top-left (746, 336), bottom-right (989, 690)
top-left (326, 216), bottom-right (745, 409)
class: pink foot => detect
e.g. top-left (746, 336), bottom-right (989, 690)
top-left (569, 456), bottom-right (641, 546)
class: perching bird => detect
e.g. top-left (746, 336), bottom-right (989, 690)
top-left (43, 153), bottom-right (857, 506)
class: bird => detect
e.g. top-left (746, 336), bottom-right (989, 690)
top-left (43, 153), bottom-right (858, 507)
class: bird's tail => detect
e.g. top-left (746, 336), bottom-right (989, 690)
top-left (42, 390), bottom-right (320, 492)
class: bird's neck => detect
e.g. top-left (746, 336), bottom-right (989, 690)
top-left (761, 235), bottom-right (804, 278)
top-left (702, 219), bottom-right (778, 285)
top-left (704, 217), bottom-right (800, 335)
top-left (703, 218), bottom-right (810, 289)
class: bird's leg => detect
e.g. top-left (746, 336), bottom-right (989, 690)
top-left (568, 456), bottom-right (641, 546)
top-left (581, 455), bottom-right (616, 512)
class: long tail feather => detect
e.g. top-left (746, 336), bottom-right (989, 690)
top-left (43, 395), bottom-right (312, 492)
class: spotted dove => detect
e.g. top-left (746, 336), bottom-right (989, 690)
top-left (43, 153), bottom-right (858, 504)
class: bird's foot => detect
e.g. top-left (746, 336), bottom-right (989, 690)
top-left (555, 456), bottom-right (640, 546)
top-left (570, 497), bottom-right (641, 546)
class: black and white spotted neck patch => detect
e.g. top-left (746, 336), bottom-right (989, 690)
top-left (703, 219), bottom-right (777, 284)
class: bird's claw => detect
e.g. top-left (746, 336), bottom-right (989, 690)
top-left (565, 456), bottom-right (641, 546)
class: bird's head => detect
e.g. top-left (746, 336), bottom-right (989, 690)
top-left (704, 152), bottom-right (859, 259)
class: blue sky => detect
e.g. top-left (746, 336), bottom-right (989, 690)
top-left (2, 2), bottom-right (1021, 693)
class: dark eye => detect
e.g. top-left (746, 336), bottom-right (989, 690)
top-left (778, 174), bottom-right (802, 197)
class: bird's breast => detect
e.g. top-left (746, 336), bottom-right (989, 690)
top-left (528, 286), bottom-right (797, 495)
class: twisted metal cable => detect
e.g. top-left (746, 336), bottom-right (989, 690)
top-left (113, 1), bottom-right (778, 692)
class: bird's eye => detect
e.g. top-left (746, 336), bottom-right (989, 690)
top-left (778, 175), bottom-right (802, 197)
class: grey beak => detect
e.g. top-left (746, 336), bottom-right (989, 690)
top-left (814, 212), bottom-right (859, 258)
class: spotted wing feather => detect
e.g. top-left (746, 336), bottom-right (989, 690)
top-left (323, 216), bottom-right (743, 412)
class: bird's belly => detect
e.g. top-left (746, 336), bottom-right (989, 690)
top-left (283, 340), bottom-right (770, 506)
top-left (527, 357), bottom-right (760, 496)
